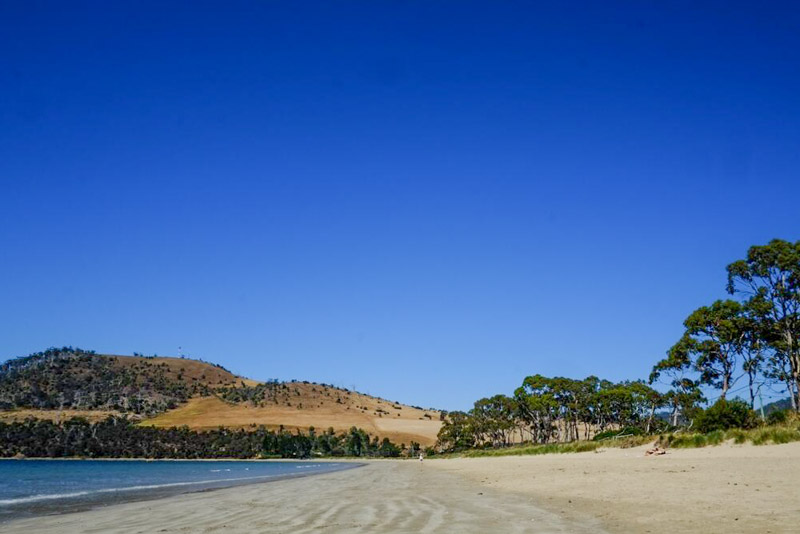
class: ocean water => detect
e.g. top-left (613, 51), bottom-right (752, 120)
top-left (0, 459), bottom-right (356, 521)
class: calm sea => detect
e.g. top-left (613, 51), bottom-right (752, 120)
top-left (0, 459), bottom-right (357, 521)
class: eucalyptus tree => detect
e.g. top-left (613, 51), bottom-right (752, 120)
top-left (727, 239), bottom-right (800, 410)
top-left (470, 394), bottom-right (517, 447)
top-left (650, 343), bottom-right (705, 427)
top-left (514, 375), bottom-right (559, 443)
top-left (678, 300), bottom-right (751, 398)
top-left (739, 300), bottom-right (769, 408)
top-left (436, 411), bottom-right (476, 452)
top-left (624, 381), bottom-right (665, 433)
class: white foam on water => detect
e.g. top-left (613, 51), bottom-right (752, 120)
top-left (0, 472), bottom-right (289, 506)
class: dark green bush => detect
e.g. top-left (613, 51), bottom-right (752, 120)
top-left (766, 409), bottom-right (789, 426)
top-left (695, 399), bottom-right (757, 433)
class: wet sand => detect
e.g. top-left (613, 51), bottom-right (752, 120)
top-left (3, 461), bottom-right (601, 533)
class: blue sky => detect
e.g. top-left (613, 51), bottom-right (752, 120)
top-left (2, 2), bottom-right (799, 410)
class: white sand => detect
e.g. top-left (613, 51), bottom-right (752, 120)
top-left (430, 441), bottom-right (800, 534)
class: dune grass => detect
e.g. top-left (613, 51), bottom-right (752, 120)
top-left (660, 423), bottom-right (800, 449)
top-left (444, 435), bottom-right (652, 458)
top-left (440, 418), bottom-right (800, 458)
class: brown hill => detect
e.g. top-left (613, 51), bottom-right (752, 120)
top-left (0, 349), bottom-right (442, 446)
top-left (143, 381), bottom-right (443, 446)
top-left (109, 354), bottom-right (260, 387)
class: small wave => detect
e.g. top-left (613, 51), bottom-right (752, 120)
top-left (0, 490), bottom-right (92, 506)
top-left (0, 473), bottom-right (289, 507)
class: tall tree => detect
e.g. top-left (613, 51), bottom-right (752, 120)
top-left (470, 395), bottom-right (516, 447)
top-left (727, 239), bottom-right (800, 410)
top-left (678, 300), bottom-right (749, 398)
top-left (650, 343), bottom-right (705, 427)
top-left (739, 300), bottom-right (768, 409)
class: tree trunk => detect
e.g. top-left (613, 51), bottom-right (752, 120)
top-left (787, 378), bottom-right (798, 411)
top-left (646, 404), bottom-right (655, 434)
top-left (792, 374), bottom-right (800, 412)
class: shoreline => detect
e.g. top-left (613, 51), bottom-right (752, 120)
top-left (2, 461), bottom-right (602, 533)
top-left (4, 442), bottom-right (798, 532)
top-left (0, 460), bottom-right (362, 524)
top-left (1, 456), bottom-right (367, 462)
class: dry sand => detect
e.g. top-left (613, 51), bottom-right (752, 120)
top-left (5, 442), bottom-right (798, 533)
top-left (3, 462), bottom-right (600, 534)
top-left (430, 441), bottom-right (800, 534)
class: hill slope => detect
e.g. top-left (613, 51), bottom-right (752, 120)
top-left (144, 383), bottom-right (442, 446)
top-left (0, 348), bottom-right (442, 446)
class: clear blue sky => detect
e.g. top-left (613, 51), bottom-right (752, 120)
top-left (2, 2), bottom-right (799, 410)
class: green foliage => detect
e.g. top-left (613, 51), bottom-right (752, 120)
top-left (437, 411), bottom-right (476, 452)
top-left (726, 239), bottom-right (800, 412)
top-left (449, 435), bottom-right (652, 458)
top-left (659, 422), bottom-right (800, 449)
top-left (0, 417), bottom-right (402, 459)
top-left (766, 409), bottom-right (789, 425)
top-left (216, 381), bottom-right (280, 405)
top-left (437, 376), bottom-right (664, 452)
top-left (0, 347), bottom-right (196, 415)
top-left (694, 399), bottom-right (758, 433)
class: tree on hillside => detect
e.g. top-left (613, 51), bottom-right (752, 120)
top-left (727, 239), bottom-right (800, 410)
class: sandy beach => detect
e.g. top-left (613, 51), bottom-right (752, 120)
top-left (2, 460), bottom-right (601, 533)
top-left (5, 442), bottom-right (799, 533)
top-left (431, 442), bottom-right (800, 534)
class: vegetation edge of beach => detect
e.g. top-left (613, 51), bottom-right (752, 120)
top-left (435, 418), bottom-right (800, 458)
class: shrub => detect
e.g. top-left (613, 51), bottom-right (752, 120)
top-left (592, 427), bottom-right (644, 441)
top-left (766, 409), bottom-right (789, 426)
top-left (695, 399), bottom-right (757, 433)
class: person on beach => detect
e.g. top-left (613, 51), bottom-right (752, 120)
top-left (419, 453), bottom-right (424, 462)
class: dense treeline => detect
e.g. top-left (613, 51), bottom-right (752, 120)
top-left (0, 417), bottom-right (404, 459)
top-left (438, 378), bottom-right (663, 451)
top-left (438, 239), bottom-right (800, 452)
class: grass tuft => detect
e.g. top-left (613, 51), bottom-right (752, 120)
top-left (439, 419), bottom-right (800, 459)
top-left (659, 422), bottom-right (800, 449)
top-left (446, 435), bottom-right (652, 458)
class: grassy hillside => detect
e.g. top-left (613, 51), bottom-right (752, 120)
top-left (143, 382), bottom-right (442, 446)
top-left (0, 347), bottom-right (442, 446)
